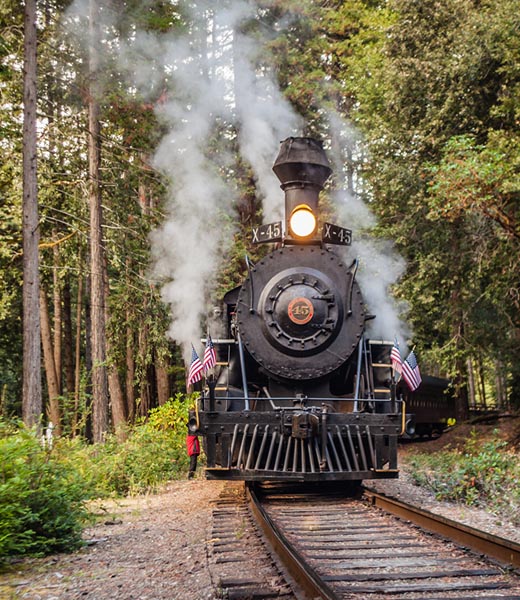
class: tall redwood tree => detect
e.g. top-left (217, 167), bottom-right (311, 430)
top-left (22, 0), bottom-right (42, 427)
top-left (88, 0), bottom-right (109, 441)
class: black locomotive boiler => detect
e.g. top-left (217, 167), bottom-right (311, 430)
top-left (194, 137), bottom-right (404, 482)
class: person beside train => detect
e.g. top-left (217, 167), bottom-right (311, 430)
top-left (186, 432), bottom-right (200, 479)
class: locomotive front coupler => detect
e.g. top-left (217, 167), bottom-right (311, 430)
top-left (281, 395), bottom-right (326, 441)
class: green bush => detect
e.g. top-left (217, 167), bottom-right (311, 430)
top-left (85, 393), bottom-right (197, 497)
top-left (0, 421), bottom-right (90, 562)
top-left (407, 430), bottom-right (520, 526)
top-left (0, 395), bottom-right (199, 561)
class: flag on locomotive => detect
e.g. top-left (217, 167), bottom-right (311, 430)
top-left (185, 337), bottom-right (216, 479)
top-left (391, 338), bottom-right (403, 375)
top-left (402, 351), bottom-right (422, 391)
top-left (203, 335), bottom-right (217, 372)
top-left (391, 339), bottom-right (422, 392)
top-left (187, 345), bottom-right (204, 386)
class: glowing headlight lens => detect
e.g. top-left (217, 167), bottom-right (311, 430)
top-left (289, 206), bottom-right (316, 238)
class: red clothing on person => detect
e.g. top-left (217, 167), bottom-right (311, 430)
top-left (186, 435), bottom-right (200, 457)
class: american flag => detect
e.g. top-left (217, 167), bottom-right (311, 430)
top-left (203, 335), bottom-right (217, 372)
top-left (187, 345), bottom-right (204, 385)
top-left (401, 350), bottom-right (422, 391)
top-left (390, 338), bottom-right (403, 374)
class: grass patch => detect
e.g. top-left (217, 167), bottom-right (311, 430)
top-left (407, 430), bottom-right (520, 526)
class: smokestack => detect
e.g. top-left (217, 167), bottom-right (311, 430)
top-left (272, 137), bottom-right (332, 239)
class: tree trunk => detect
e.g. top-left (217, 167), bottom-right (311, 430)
top-left (39, 286), bottom-right (61, 432)
top-left (63, 278), bottom-right (75, 398)
top-left (466, 357), bottom-right (476, 409)
top-left (450, 225), bottom-right (470, 422)
top-left (52, 238), bottom-right (62, 395)
top-left (126, 315), bottom-right (136, 422)
top-left (22, 0), bottom-right (42, 427)
top-left (137, 177), bottom-right (153, 416)
top-left (88, 0), bottom-right (109, 442)
top-left (478, 356), bottom-right (487, 409)
top-left (138, 318), bottom-right (151, 417)
top-left (73, 271), bottom-right (83, 436)
top-left (103, 255), bottom-right (127, 436)
top-left (84, 275), bottom-right (93, 440)
top-left (495, 360), bottom-right (506, 410)
top-left (455, 356), bottom-right (469, 421)
top-left (107, 349), bottom-right (127, 436)
top-left (155, 353), bottom-right (170, 406)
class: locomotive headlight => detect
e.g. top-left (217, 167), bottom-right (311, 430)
top-left (289, 205), bottom-right (317, 239)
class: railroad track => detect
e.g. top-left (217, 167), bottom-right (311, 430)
top-left (209, 482), bottom-right (297, 599)
top-left (250, 482), bottom-right (520, 599)
top-left (209, 481), bottom-right (520, 599)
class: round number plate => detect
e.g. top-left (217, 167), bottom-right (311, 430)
top-left (287, 297), bottom-right (314, 325)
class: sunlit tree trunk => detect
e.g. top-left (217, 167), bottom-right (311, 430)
top-left (156, 353), bottom-right (170, 406)
top-left (138, 316), bottom-right (150, 417)
top-left (478, 356), bottom-right (487, 409)
top-left (39, 286), bottom-right (61, 432)
top-left (466, 358), bottom-right (476, 409)
top-left (495, 361), bottom-right (506, 409)
top-left (52, 238), bottom-right (62, 395)
top-left (22, 0), bottom-right (42, 427)
top-left (103, 255), bottom-right (127, 436)
top-left (452, 300), bottom-right (470, 421)
top-left (126, 311), bottom-right (136, 421)
top-left (88, 0), bottom-right (109, 442)
top-left (84, 275), bottom-right (93, 440)
top-left (73, 269), bottom-right (83, 436)
top-left (137, 178), bottom-right (152, 416)
top-left (449, 222), bottom-right (470, 422)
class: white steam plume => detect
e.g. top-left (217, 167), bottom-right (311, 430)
top-left (122, 1), bottom-right (302, 361)
top-left (232, 31), bottom-right (303, 221)
top-left (326, 110), bottom-right (411, 347)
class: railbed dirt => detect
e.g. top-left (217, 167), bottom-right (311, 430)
top-left (1, 415), bottom-right (519, 600)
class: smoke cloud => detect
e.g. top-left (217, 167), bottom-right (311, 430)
top-left (64, 0), bottom-right (411, 361)
top-left (121, 1), bottom-right (303, 361)
top-left (326, 111), bottom-right (411, 348)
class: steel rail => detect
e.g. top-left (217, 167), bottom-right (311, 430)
top-left (246, 484), bottom-right (339, 600)
top-left (364, 489), bottom-right (520, 569)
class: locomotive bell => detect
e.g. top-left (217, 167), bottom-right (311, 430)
top-left (273, 137), bottom-right (332, 241)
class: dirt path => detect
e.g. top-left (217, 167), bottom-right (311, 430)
top-left (0, 479), bottom-right (225, 600)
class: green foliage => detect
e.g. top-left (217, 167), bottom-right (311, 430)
top-left (424, 133), bottom-right (520, 390)
top-left (427, 133), bottom-right (520, 234)
top-left (407, 431), bottom-right (520, 526)
top-left (340, 0), bottom-right (520, 408)
top-left (0, 420), bottom-right (90, 562)
top-left (146, 392), bottom-right (192, 429)
top-left (0, 396), bottom-right (199, 560)
top-left (81, 394), bottom-right (195, 497)
top-left (85, 428), bottom-right (178, 497)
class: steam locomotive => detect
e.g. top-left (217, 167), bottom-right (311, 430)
top-left (193, 137), bottom-right (407, 482)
